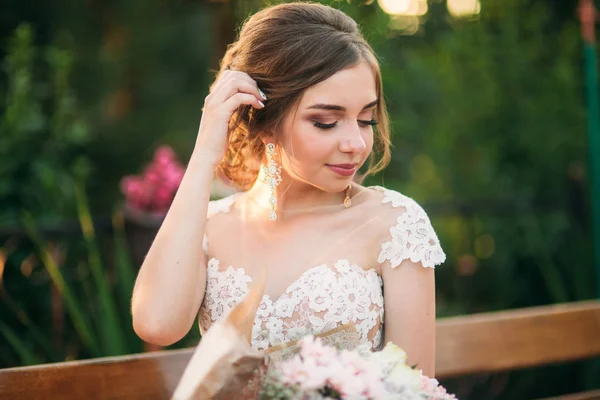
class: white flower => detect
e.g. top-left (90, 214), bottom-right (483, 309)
top-left (385, 363), bottom-right (423, 393)
top-left (266, 317), bottom-right (285, 345)
top-left (256, 296), bottom-right (274, 318)
top-left (308, 286), bottom-right (332, 312)
top-left (377, 222), bottom-right (410, 268)
top-left (251, 321), bottom-right (269, 351)
top-left (334, 259), bottom-right (353, 274)
top-left (275, 296), bottom-right (297, 318)
top-left (381, 189), bottom-right (411, 208)
top-left (279, 355), bottom-right (308, 386)
top-left (370, 342), bottom-right (408, 375)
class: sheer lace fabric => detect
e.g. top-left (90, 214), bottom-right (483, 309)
top-left (198, 186), bottom-right (446, 352)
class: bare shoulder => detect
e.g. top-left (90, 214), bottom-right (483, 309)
top-left (353, 185), bottom-right (427, 223)
top-left (207, 194), bottom-right (237, 218)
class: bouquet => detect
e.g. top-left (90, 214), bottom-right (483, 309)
top-left (260, 337), bottom-right (456, 400)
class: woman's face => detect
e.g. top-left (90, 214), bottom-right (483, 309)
top-left (277, 61), bottom-right (377, 193)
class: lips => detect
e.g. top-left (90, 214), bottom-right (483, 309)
top-left (326, 163), bottom-right (358, 177)
top-left (328, 164), bottom-right (357, 169)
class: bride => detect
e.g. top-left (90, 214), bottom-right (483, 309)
top-left (131, 2), bottom-right (446, 378)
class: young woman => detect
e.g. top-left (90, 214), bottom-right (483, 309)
top-left (131, 2), bottom-right (445, 377)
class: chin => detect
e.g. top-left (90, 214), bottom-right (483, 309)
top-left (288, 168), bottom-right (354, 193)
top-left (314, 178), bottom-right (354, 193)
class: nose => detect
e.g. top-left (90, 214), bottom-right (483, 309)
top-left (339, 124), bottom-right (367, 154)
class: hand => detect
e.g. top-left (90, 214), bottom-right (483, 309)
top-left (194, 70), bottom-right (266, 166)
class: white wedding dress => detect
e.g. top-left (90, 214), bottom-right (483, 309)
top-left (198, 186), bottom-right (446, 352)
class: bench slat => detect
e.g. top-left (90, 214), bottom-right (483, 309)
top-left (536, 389), bottom-right (600, 400)
top-left (0, 348), bottom-right (193, 400)
top-left (1, 301), bottom-right (598, 399)
top-left (436, 300), bottom-right (600, 378)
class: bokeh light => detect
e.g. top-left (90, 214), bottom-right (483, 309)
top-left (378, 0), bottom-right (428, 16)
top-left (447, 0), bottom-right (481, 17)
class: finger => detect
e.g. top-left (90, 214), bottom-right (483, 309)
top-left (210, 69), bottom-right (233, 94)
top-left (223, 92), bottom-right (265, 115)
top-left (216, 79), bottom-right (265, 106)
top-left (220, 71), bottom-right (267, 100)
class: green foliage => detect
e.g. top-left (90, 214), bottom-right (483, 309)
top-left (0, 179), bottom-right (144, 365)
top-left (0, 23), bottom-right (91, 226)
top-left (365, 0), bottom-right (594, 312)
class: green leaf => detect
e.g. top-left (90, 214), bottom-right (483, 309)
top-left (112, 209), bottom-right (144, 352)
top-left (22, 213), bottom-right (101, 357)
top-left (0, 321), bottom-right (43, 366)
top-left (74, 180), bottom-right (127, 356)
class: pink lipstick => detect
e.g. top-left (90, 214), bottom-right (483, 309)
top-left (326, 163), bottom-right (357, 177)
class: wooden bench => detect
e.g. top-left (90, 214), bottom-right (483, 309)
top-left (1, 300), bottom-right (599, 399)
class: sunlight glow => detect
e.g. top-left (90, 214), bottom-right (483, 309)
top-left (378, 0), bottom-right (428, 16)
top-left (447, 0), bottom-right (481, 17)
top-left (0, 249), bottom-right (5, 285)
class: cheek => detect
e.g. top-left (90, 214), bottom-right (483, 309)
top-left (363, 129), bottom-right (375, 156)
top-left (287, 126), bottom-right (334, 161)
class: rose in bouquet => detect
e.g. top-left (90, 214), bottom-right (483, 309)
top-left (260, 336), bottom-right (456, 400)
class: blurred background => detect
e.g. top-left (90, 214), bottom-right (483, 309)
top-left (0, 0), bottom-right (598, 398)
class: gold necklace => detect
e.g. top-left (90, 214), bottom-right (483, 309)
top-left (242, 184), bottom-right (363, 213)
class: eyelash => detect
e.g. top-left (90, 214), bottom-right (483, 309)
top-left (313, 119), bottom-right (379, 130)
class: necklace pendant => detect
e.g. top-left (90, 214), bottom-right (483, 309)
top-left (344, 184), bottom-right (352, 208)
top-left (344, 196), bottom-right (351, 208)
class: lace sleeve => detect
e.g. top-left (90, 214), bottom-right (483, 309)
top-left (376, 189), bottom-right (446, 269)
top-left (203, 195), bottom-right (236, 255)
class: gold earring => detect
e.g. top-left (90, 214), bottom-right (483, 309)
top-left (344, 184), bottom-right (352, 208)
top-left (262, 143), bottom-right (282, 221)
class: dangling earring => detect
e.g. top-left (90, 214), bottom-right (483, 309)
top-left (344, 184), bottom-right (352, 208)
top-left (262, 143), bottom-right (282, 221)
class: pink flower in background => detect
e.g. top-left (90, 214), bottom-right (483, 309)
top-left (120, 146), bottom-right (185, 215)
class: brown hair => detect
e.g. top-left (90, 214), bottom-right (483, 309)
top-left (215, 2), bottom-right (391, 190)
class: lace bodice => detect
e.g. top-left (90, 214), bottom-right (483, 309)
top-left (198, 186), bottom-right (446, 352)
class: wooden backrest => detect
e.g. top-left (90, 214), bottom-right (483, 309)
top-left (1, 300), bottom-right (598, 399)
top-left (0, 348), bottom-right (194, 400)
top-left (435, 300), bottom-right (600, 378)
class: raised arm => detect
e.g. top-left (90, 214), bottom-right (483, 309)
top-left (131, 70), bottom-right (266, 346)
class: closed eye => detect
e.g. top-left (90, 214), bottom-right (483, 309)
top-left (358, 119), bottom-right (378, 127)
top-left (314, 121), bottom-right (338, 130)
top-left (313, 119), bottom-right (378, 130)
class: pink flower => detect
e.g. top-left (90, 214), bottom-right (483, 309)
top-left (418, 374), bottom-right (456, 399)
top-left (298, 336), bottom-right (337, 367)
top-left (120, 145), bottom-right (184, 214)
top-left (154, 145), bottom-right (176, 166)
top-left (143, 166), bottom-right (161, 187)
top-left (271, 339), bottom-right (457, 399)
top-left (163, 165), bottom-right (185, 191)
top-left (332, 350), bottom-right (385, 398)
top-left (279, 356), bottom-right (308, 386)
top-left (298, 363), bottom-right (329, 391)
top-left (120, 176), bottom-right (152, 209)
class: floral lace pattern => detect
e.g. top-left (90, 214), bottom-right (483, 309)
top-left (376, 188), bottom-right (447, 269)
top-left (199, 259), bottom-right (384, 351)
top-left (199, 187), bottom-right (446, 352)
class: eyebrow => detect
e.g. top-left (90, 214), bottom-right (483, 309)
top-left (306, 99), bottom-right (379, 111)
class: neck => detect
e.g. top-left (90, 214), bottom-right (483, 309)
top-left (245, 167), bottom-right (349, 214)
